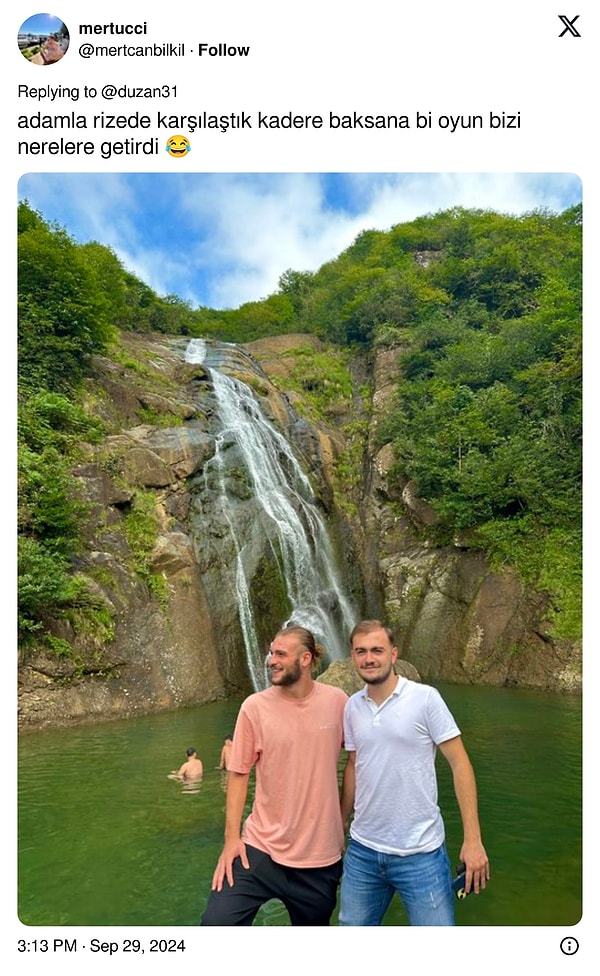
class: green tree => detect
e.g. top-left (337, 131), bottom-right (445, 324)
top-left (18, 537), bottom-right (84, 643)
top-left (18, 202), bottom-right (114, 393)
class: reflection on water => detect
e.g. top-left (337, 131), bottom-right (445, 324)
top-left (167, 773), bottom-right (204, 793)
top-left (18, 686), bottom-right (581, 926)
top-left (256, 898), bottom-right (290, 925)
top-left (178, 780), bottom-right (203, 796)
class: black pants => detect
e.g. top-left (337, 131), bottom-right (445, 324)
top-left (201, 844), bottom-right (343, 926)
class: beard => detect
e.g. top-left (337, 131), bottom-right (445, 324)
top-left (269, 658), bottom-right (302, 687)
top-left (360, 662), bottom-right (394, 685)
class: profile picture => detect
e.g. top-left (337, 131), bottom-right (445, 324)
top-left (18, 13), bottom-right (69, 65)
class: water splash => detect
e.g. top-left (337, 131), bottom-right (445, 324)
top-left (185, 338), bottom-right (355, 689)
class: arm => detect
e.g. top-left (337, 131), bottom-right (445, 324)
top-left (438, 736), bottom-right (490, 894)
top-left (340, 751), bottom-right (356, 832)
top-left (211, 770), bottom-right (251, 891)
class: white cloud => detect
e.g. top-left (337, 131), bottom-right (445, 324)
top-left (18, 172), bottom-right (580, 310)
top-left (181, 174), bottom-right (368, 307)
top-left (173, 172), bottom-right (580, 307)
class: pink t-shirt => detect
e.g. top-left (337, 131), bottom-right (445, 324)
top-left (229, 682), bottom-right (347, 867)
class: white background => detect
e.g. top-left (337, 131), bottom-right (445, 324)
top-left (6, 2), bottom-right (595, 971)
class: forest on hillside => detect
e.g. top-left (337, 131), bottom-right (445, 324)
top-left (17, 200), bottom-right (582, 652)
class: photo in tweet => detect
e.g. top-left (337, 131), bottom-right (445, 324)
top-left (16, 171), bottom-right (581, 931)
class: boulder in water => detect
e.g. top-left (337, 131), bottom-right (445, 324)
top-left (317, 658), bottom-right (421, 695)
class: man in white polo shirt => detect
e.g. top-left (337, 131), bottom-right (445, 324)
top-left (339, 620), bottom-right (489, 926)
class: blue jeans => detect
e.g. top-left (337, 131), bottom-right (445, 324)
top-left (339, 838), bottom-right (455, 926)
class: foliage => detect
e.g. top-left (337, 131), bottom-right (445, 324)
top-left (123, 492), bottom-right (170, 605)
top-left (17, 423), bottom-right (96, 647)
top-left (370, 207), bottom-right (582, 637)
top-left (277, 346), bottom-right (353, 419)
top-left (137, 407), bottom-right (184, 428)
top-left (19, 390), bottom-right (103, 452)
top-left (18, 202), bottom-right (115, 394)
top-left (333, 420), bottom-right (370, 517)
top-left (17, 198), bottom-right (582, 649)
top-left (18, 446), bottom-right (87, 553)
top-left (269, 204), bottom-right (581, 638)
top-left (18, 537), bottom-right (87, 643)
top-left (191, 292), bottom-right (296, 343)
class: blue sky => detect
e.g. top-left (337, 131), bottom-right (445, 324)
top-left (19, 14), bottom-right (65, 35)
top-left (18, 173), bottom-right (582, 310)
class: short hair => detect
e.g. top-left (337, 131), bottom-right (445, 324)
top-left (186, 747), bottom-right (196, 757)
top-left (349, 619), bottom-right (396, 647)
top-left (276, 624), bottom-right (324, 662)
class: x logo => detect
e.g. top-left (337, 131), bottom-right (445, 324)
top-left (558, 14), bottom-right (581, 37)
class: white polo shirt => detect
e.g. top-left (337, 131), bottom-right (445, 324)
top-left (344, 676), bottom-right (460, 856)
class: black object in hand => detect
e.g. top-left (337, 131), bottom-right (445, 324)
top-left (452, 862), bottom-right (472, 900)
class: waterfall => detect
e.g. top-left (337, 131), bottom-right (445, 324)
top-left (184, 337), bottom-right (355, 689)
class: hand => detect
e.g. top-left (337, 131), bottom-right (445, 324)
top-left (459, 841), bottom-right (490, 894)
top-left (211, 838), bottom-right (250, 892)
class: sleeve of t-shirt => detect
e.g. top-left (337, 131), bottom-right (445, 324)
top-left (227, 701), bottom-right (260, 774)
top-left (425, 687), bottom-right (461, 745)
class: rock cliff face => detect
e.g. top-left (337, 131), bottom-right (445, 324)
top-left (354, 345), bottom-right (581, 694)
top-left (18, 333), bottom-right (355, 729)
top-left (19, 336), bottom-right (228, 728)
top-left (18, 332), bottom-right (581, 730)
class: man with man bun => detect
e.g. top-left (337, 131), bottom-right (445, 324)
top-left (201, 624), bottom-right (348, 926)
